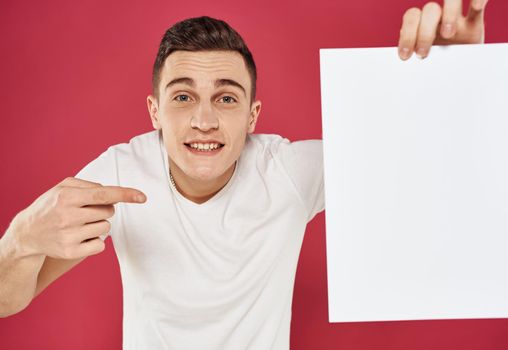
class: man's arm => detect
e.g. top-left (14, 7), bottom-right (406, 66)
top-left (0, 177), bottom-right (146, 317)
top-left (0, 233), bottom-right (84, 317)
top-left (34, 257), bottom-right (85, 297)
top-left (0, 231), bottom-right (45, 317)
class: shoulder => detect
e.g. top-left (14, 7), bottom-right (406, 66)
top-left (108, 129), bottom-right (160, 158)
top-left (241, 133), bottom-right (323, 180)
top-left (75, 129), bottom-right (161, 185)
top-left (245, 133), bottom-right (322, 159)
top-left (245, 133), bottom-right (286, 155)
top-left (241, 134), bottom-right (325, 220)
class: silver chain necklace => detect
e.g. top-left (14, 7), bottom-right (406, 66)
top-left (169, 169), bottom-right (176, 188)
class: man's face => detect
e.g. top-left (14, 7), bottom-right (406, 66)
top-left (147, 50), bottom-right (261, 182)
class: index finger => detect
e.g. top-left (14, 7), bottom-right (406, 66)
top-left (59, 177), bottom-right (102, 188)
top-left (76, 186), bottom-right (147, 206)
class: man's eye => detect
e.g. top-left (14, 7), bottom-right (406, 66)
top-left (174, 95), bottom-right (191, 102)
top-left (219, 96), bottom-right (236, 104)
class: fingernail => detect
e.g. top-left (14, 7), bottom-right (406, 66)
top-left (441, 23), bottom-right (453, 38)
top-left (399, 47), bottom-right (410, 60)
top-left (136, 194), bottom-right (146, 203)
top-left (416, 48), bottom-right (427, 59)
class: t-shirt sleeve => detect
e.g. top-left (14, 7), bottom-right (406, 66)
top-left (275, 138), bottom-right (325, 222)
top-left (74, 147), bottom-right (119, 239)
top-left (75, 147), bottom-right (118, 185)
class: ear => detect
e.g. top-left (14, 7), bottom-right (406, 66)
top-left (147, 95), bottom-right (161, 130)
top-left (247, 100), bottom-right (261, 134)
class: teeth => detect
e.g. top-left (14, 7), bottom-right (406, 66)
top-left (188, 143), bottom-right (222, 151)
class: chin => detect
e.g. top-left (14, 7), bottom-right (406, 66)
top-left (187, 166), bottom-right (223, 181)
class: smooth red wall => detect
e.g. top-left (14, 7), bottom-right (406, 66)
top-left (1, 0), bottom-right (507, 349)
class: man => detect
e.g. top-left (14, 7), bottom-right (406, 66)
top-left (0, 1), bottom-right (488, 348)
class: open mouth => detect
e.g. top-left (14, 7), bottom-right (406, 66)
top-left (184, 142), bottom-right (225, 153)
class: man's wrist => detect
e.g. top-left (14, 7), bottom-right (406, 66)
top-left (1, 216), bottom-right (42, 261)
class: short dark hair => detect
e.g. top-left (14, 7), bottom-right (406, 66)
top-left (152, 16), bottom-right (257, 102)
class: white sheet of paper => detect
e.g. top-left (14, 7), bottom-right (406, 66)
top-left (320, 43), bottom-right (508, 323)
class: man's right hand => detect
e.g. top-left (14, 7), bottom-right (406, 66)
top-left (7, 177), bottom-right (146, 260)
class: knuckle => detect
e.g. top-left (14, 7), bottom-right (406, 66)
top-left (88, 239), bottom-right (106, 256)
top-left (86, 180), bottom-right (102, 188)
top-left (62, 247), bottom-right (75, 259)
top-left (54, 240), bottom-right (65, 254)
top-left (417, 36), bottom-right (434, 46)
top-left (55, 187), bottom-right (71, 205)
top-left (57, 233), bottom-right (71, 247)
top-left (103, 220), bottom-right (111, 232)
top-left (56, 238), bottom-right (74, 258)
top-left (58, 177), bottom-right (74, 186)
top-left (399, 29), bottom-right (413, 42)
top-left (96, 241), bottom-right (106, 253)
top-left (442, 10), bottom-right (457, 22)
top-left (93, 189), bottom-right (108, 204)
top-left (106, 205), bottom-right (115, 218)
top-left (96, 220), bottom-right (110, 233)
top-left (55, 213), bottom-right (70, 229)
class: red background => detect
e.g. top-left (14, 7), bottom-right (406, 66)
top-left (1, 0), bottom-right (507, 349)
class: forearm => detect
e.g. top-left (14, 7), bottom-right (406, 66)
top-left (0, 225), bottom-right (45, 317)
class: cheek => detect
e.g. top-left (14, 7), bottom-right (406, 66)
top-left (222, 115), bottom-right (249, 136)
top-left (224, 107), bottom-right (251, 127)
top-left (159, 110), bottom-right (189, 134)
top-left (223, 122), bottom-right (250, 156)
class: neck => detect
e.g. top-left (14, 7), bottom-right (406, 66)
top-left (169, 160), bottom-right (236, 204)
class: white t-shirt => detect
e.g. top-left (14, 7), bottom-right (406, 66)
top-left (76, 130), bottom-right (324, 350)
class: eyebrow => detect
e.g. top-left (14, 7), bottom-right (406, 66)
top-left (165, 77), bottom-right (195, 90)
top-left (215, 79), bottom-right (246, 96)
top-left (165, 77), bottom-right (246, 97)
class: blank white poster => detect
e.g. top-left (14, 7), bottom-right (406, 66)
top-left (320, 43), bottom-right (508, 323)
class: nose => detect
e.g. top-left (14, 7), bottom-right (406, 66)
top-left (190, 101), bottom-right (219, 132)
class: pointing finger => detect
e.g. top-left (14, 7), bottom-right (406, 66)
top-left (59, 177), bottom-right (102, 188)
top-left (76, 186), bottom-right (147, 206)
